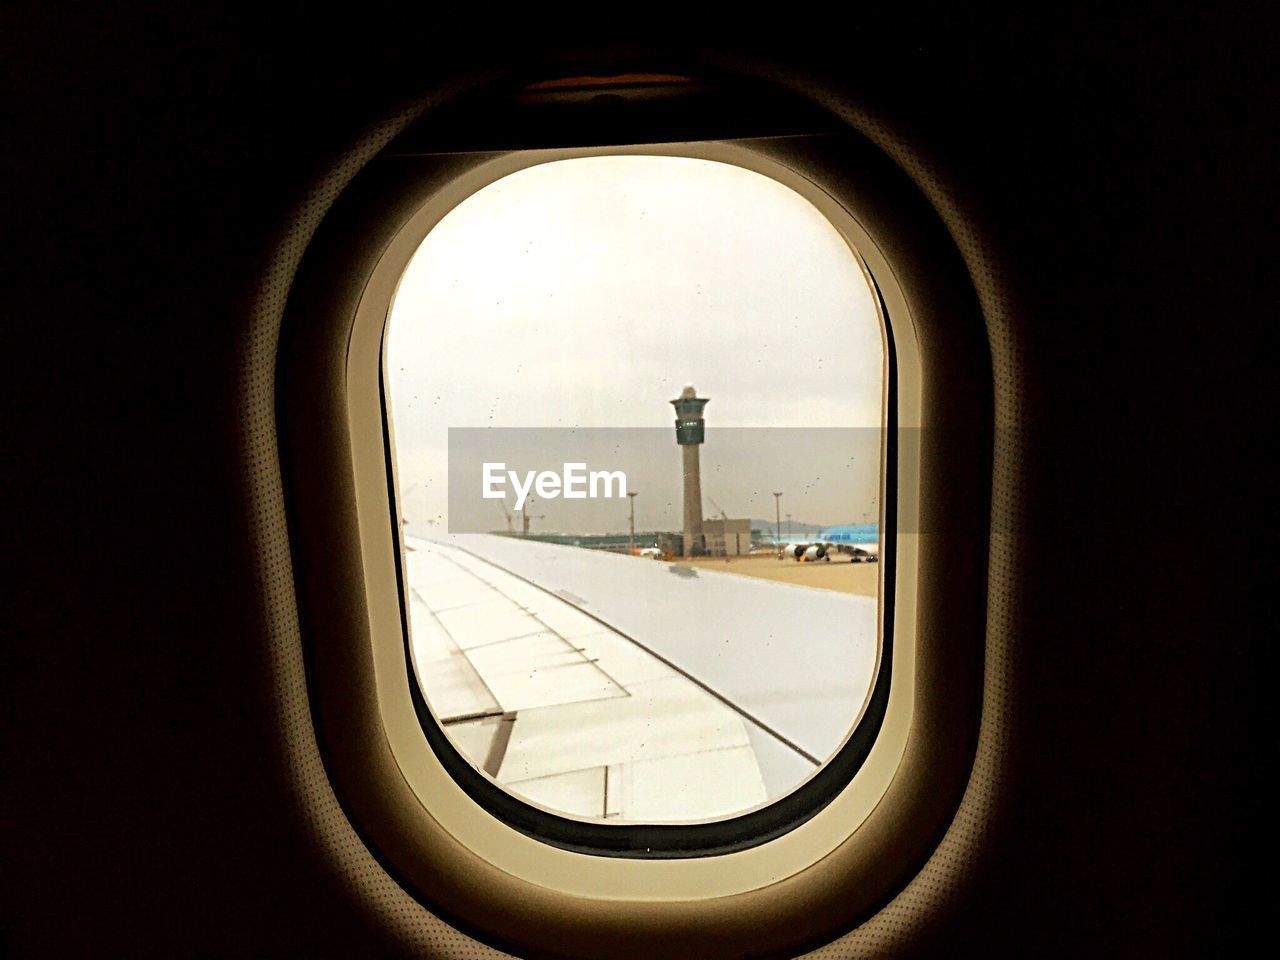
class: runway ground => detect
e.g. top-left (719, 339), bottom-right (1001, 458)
top-left (672, 553), bottom-right (880, 596)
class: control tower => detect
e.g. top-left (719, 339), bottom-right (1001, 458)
top-left (670, 386), bottom-right (709, 557)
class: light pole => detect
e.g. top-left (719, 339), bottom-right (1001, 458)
top-left (786, 513), bottom-right (792, 538)
top-left (773, 491), bottom-right (782, 544)
top-left (627, 490), bottom-right (638, 554)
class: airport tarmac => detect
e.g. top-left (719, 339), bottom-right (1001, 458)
top-left (674, 553), bottom-right (880, 596)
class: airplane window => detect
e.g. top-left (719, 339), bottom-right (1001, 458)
top-left (384, 155), bottom-right (887, 827)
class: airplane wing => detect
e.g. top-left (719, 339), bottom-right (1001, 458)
top-left (403, 533), bottom-right (878, 821)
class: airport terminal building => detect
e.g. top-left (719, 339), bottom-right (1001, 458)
top-left (702, 518), bottom-right (752, 556)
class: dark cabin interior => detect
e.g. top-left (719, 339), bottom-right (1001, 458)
top-left (4, 12), bottom-right (1270, 958)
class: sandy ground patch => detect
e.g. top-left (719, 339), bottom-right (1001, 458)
top-left (672, 553), bottom-right (879, 596)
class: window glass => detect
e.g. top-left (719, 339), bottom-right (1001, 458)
top-left (386, 156), bottom-right (885, 823)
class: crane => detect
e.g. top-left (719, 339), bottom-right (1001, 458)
top-left (518, 499), bottom-right (545, 537)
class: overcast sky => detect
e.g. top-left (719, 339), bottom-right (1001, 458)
top-left (386, 155), bottom-right (884, 533)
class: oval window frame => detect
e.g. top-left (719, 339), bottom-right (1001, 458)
top-left (279, 125), bottom-right (989, 958)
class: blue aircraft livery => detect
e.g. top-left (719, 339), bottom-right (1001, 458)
top-left (770, 523), bottom-right (879, 545)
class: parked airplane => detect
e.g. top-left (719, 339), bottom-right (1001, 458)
top-left (773, 523), bottom-right (880, 562)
